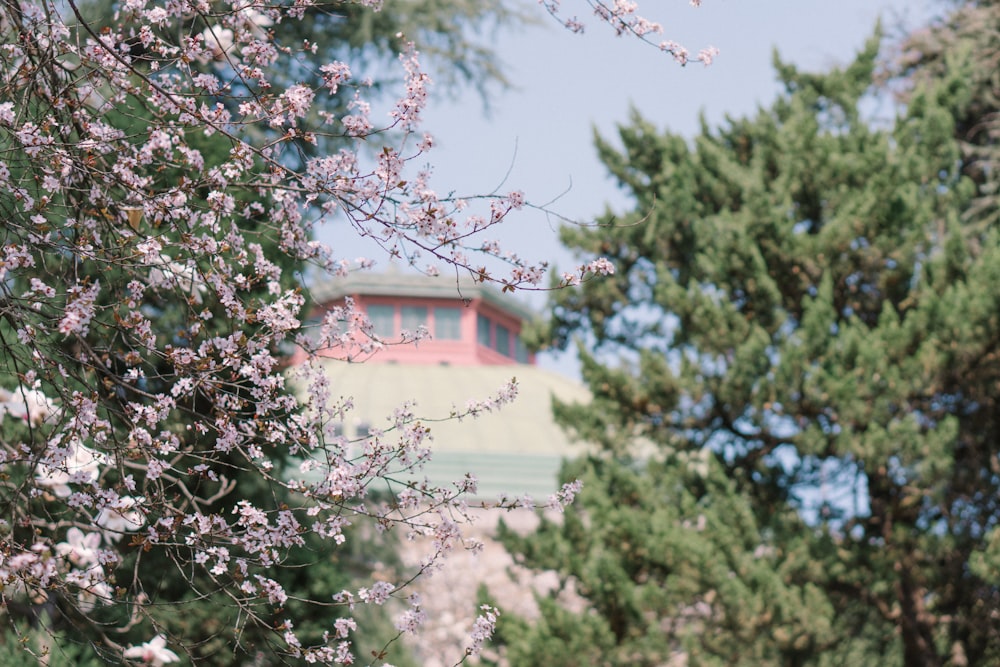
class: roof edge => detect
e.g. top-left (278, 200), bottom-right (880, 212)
top-left (310, 270), bottom-right (538, 322)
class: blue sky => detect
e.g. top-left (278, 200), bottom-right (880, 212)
top-left (324, 0), bottom-right (939, 375)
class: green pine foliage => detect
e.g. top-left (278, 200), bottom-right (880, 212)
top-left (501, 10), bottom-right (1000, 667)
top-left (0, 627), bottom-right (104, 666)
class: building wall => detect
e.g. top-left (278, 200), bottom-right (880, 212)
top-left (299, 293), bottom-right (535, 366)
top-left (311, 361), bottom-right (591, 498)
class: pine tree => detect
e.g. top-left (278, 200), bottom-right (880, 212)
top-left (892, 0), bottom-right (1000, 229)
top-left (502, 14), bottom-right (1000, 666)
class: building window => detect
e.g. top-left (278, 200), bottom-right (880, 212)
top-left (435, 307), bottom-right (461, 340)
top-left (495, 324), bottom-right (511, 357)
top-left (367, 304), bottom-right (394, 337)
top-left (477, 313), bottom-right (491, 347)
top-left (401, 305), bottom-right (427, 333)
top-left (514, 337), bottom-right (530, 363)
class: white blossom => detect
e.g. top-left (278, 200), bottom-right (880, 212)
top-left (123, 635), bottom-right (180, 665)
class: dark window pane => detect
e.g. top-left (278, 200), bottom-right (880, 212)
top-left (401, 305), bottom-right (427, 333)
top-left (435, 307), bottom-right (461, 340)
top-left (495, 324), bottom-right (510, 356)
top-left (477, 313), bottom-right (491, 347)
top-left (514, 337), bottom-right (530, 363)
top-left (367, 304), bottom-right (394, 337)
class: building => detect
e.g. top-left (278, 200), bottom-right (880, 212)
top-left (308, 270), bottom-right (536, 366)
top-left (303, 270), bottom-right (591, 499)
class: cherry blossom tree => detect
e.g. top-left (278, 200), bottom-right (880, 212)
top-left (0, 0), bottom-right (707, 664)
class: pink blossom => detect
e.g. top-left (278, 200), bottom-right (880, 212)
top-left (585, 257), bottom-right (616, 276)
top-left (395, 604), bottom-right (426, 634)
top-left (320, 62), bottom-right (352, 94)
top-left (546, 479), bottom-right (584, 512)
top-left (697, 46), bottom-right (720, 66)
top-left (333, 617), bottom-right (357, 639)
top-left (467, 605), bottom-right (499, 657)
top-left (0, 244), bottom-right (35, 282)
top-left (255, 575), bottom-right (289, 606)
top-left (58, 281), bottom-right (100, 336)
top-left (334, 640), bottom-right (353, 665)
top-left (277, 84), bottom-right (316, 123)
top-left (357, 580), bottom-right (394, 605)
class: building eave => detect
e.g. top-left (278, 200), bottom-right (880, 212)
top-left (309, 270), bottom-right (538, 323)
